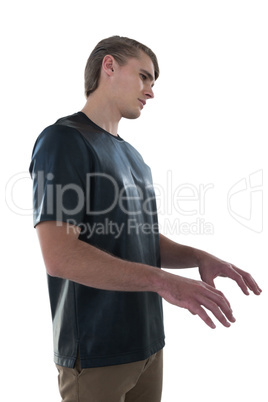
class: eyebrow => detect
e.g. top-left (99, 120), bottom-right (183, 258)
top-left (140, 69), bottom-right (155, 86)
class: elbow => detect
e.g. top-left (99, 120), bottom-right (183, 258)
top-left (46, 265), bottom-right (58, 278)
top-left (45, 264), bottom-right (59, 278)
top-left (44, 258), bottom-right (64, 278)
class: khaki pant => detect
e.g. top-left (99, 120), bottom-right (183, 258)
top-left (56, 349), bottom-right (163, 402)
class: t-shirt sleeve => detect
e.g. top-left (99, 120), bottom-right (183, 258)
top-left (29, 124), bottom-right (92, 227)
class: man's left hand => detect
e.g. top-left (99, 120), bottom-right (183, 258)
top-left (198, 252), bottom-right (262, 296)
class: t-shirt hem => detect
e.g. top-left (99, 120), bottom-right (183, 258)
top-left (54, 338), bottom-right (165, 369)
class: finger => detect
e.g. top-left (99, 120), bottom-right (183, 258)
top-left (225, 267), bottom-right (250, 295)
top-left (242, 275), bottom-right (262, 295)
top-left (202, 283), bottom-right (232, 309)
top-left (188, 303), bottom-right (216, 329)
top-left (232, 266), bottom-right (262, 295)
top-left (200, 297), bottom-right (234, 328)
top-left (206, 288), bottom-right (235, 320)
top-left (197, 285), bottom-right (234, 324)
top-left (202, 275), bottom-right (216, 288)
top-left (246, 278), bottom-right (262, 295)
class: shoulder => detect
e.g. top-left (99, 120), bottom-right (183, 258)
top-left (38, 123), bottom-right (84, 146)
top-left (32, 122), bottom-right (87, 159)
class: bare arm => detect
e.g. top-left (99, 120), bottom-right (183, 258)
top-left (36, 221), bottom-right (161, 292)
top-left (159, 233), bottom-right (200, 268)
top-left (36, 221), bottom-right (245, 329)
top-left (159, 233), bottom-right (262, 296)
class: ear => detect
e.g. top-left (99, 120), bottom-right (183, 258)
top-left (102, 55), bottom-right (116, 77)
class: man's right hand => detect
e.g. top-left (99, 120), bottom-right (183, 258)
top-left (37, 221), bottom-right (236, 329)
top-left (157, 272), bottom-right (236, 329)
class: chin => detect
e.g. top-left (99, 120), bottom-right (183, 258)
top-left (123, 109), bottom-right (141, 120)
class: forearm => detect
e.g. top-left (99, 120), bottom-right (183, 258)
top-left (45, 236), bottom-right (237, 328)
top-left (37, 222), bottom-right (254, 329)
top-left (159, 233), bottom-right (205, 269)
top-left (43, 236), bottom-right (163, 293)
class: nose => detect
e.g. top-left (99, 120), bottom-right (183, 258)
top-left (145, 85), bottom-right (154, 100)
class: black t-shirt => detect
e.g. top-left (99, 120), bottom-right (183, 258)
top-left (29, 112), bottom-right (165, 368)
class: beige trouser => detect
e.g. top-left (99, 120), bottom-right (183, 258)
top-left (56, 349), bottom-right (163, 402)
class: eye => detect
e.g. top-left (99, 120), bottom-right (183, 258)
top-left (140, 73), bottom-right (147, 81)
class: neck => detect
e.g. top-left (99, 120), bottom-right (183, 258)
top-left (81, 92), bottom-right (121, 137)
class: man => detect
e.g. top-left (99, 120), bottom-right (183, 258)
top-left (29, 36), bottom-right (261, 402)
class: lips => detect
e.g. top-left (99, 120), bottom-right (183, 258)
top-left (138, 98), bottom-right (146, 107)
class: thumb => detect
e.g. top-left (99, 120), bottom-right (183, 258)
top-left (201, 274), bottom-right (216, 288)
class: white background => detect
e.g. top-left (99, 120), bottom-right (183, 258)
top-left (1, 1), bottom-right (267, 401)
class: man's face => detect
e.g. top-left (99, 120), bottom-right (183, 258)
top-left (111, 51), bottom-right (155, 120)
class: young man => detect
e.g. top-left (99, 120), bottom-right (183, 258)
top-left (29, 36), bottom-right (261, 402)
